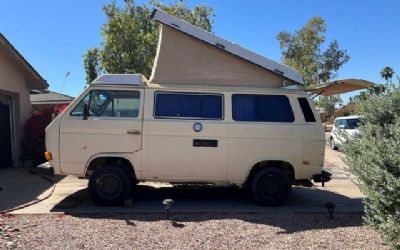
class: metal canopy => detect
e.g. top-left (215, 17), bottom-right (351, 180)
top-left (306, 79), bottom-right (375, 96)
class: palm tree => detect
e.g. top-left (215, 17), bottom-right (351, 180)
top-left (380, 66), bottom-right (394, 84)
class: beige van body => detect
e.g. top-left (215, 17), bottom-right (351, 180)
top-left (46, 75), bottom-right (325, 187)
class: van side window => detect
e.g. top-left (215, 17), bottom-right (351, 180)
top-left (232, 94), bottom-right (294, 122)
top-left (298, 97), bottom-right (316, 122)
top-left (71, 90), bottom-right (140, 118)
top-left (154, 92), bottom-right (223, 119)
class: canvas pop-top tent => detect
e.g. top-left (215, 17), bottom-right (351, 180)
top-left (150, 9), bottom-right (303, 88)
top-left (149, 9), bottom-right (374, 94)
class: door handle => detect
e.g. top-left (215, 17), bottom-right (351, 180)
top-left (127, 130), bottom-right (141, 135)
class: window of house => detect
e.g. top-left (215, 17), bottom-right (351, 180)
top-left (154, 92), bottom-right (223, 119)
top-left (298, 97), bottom-right (316, 122)
top-left (71, 90), bottom-right (140, 118)
top-left (232, 94), bottom-right (294, 122)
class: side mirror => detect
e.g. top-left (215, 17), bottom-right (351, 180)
top-left (83, 103), bottom-right (89, 120)
top-left (338, 125), bottom-right (345, 129)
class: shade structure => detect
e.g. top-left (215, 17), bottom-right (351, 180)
top-left (150, 9), bottom-right (303, 88)
top-left (306, 79), bottom-right (375, 96)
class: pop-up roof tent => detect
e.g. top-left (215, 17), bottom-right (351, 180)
top-left (93, 10), bottom-right (375, 95)
top-left (150, 9), bottom-right (303, 88)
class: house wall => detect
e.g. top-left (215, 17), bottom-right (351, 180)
top-left (0, 49), bottom-right (33, 167)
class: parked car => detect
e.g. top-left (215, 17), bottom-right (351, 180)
top-left (329, 115), bottom-right (361, 150)
top-left (44, 74), bottom-right (330, 207)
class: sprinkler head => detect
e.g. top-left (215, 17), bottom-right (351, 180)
top-left (163, 199), bottom-right (174, 220)
top-left (163, 199), bottom-right (174, 208)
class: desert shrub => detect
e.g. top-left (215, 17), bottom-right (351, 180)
top-left (343, 86), bottom-right (400, 249)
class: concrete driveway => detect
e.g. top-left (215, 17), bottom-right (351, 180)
top-left (1, 145), bottom-right (363, 215)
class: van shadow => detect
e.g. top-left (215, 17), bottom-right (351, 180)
top-left (52, 183), bottom-right (364, 233)
top-left (0, 168), bottom-right (65, 212)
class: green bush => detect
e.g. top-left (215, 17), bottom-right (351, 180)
top-left (343, 86), bottom-right (400, 249)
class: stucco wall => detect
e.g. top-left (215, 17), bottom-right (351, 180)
top-left (0, 49), bottom-right (33, 166)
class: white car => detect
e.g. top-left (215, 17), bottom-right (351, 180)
top-left (329, 115), bottom-right (361, 150)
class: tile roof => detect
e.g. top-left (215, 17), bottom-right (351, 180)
top-left (30, 90), bottom-right (74, 104)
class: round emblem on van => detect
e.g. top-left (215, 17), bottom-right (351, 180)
top-left (193, 122), bottom-right (202, 132)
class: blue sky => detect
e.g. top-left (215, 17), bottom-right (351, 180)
top-left (1, 0), bottom-right (399, 102)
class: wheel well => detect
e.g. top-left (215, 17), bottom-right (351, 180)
top-left (85, 157), bottom-right (136, 180)
top-left (245, 160), bottom-right (295, 185)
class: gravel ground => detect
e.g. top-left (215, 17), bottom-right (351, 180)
top-left (0, 212), bottom-right (386, 250)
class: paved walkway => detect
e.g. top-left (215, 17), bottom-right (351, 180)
top-left (0, 145), bottom-right (363, 215)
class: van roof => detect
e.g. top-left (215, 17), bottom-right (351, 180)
top-left (91, 74), bottom-right (148, 86)
top-left (90, 74), bottom-right (306, 93)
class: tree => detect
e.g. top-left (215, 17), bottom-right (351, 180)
top-left (83, 0), bottom-right (214, 83)
top-left (350, 85), bottom-right (386, 103)
top-left (343, 86), bottom-right (400, 249)
top-left (318, 95), bottom-right (342, 116)
top-left (380, 66), bottom-right (394, 84)
top-left (151, 0), bottom-right (213, 32)
top-left (319, 40), bottom-right (350, 82)
top-left (83, 48), bottom-right (102, 84)
top-left (276, 17), bottom-right (350, 86)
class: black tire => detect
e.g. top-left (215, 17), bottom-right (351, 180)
top-left (89, 165), bottom-right (132, 206)
top-left (330, 137), bottom-right (338, 150)
top-left (250, 168), bottom-right (292, 206)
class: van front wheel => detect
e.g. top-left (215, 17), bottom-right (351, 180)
top-left (250, 168), bottom-right (292, 206)
top-left (89, 165), bottom-right (131, 206)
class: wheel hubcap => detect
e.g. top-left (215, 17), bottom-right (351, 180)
top-left (259, 175), bottom-right (284, 199)
top-left (96, 174), bottom-right (122, 198)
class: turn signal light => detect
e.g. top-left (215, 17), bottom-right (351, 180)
top-left (45, 151), bottom-right (53, 161)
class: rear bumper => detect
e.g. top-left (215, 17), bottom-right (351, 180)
top-left (313, 170), bottom-right (332, 183)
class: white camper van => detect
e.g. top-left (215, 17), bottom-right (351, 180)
top-left (45, 9), bottom-right (331, 206)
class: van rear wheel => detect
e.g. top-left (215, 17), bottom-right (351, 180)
top-left (89, 165), bottom-right (132, 206)
top-left (250, 168), bottom-right (292, 206)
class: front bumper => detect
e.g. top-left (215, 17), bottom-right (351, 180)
top-left (313, 170), bottom-right (332, 183)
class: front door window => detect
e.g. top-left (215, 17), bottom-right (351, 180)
top-left (71, 90), bottom-right (140, 118)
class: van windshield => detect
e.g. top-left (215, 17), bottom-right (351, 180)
top-left (346, 118), bottom-right (360, 129)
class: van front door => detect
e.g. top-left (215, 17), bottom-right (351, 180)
top-left (59, 88), bottom-right (143, 175)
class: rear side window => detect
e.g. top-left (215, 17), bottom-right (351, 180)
top-left (154, 92), bottom-right (223, 119)
top-left (232, 94), bottom-right (294, 122)
top-left (298, 97), bottom-right (316, 122)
